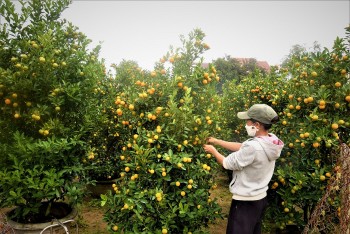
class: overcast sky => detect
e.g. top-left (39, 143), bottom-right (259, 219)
top-left (13, 1), bottom-right (350, 70)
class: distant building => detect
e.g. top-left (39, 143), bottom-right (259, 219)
top-left (202, 57), bottom-right (270, 73)
top-left (235, 58), bottom-right (270, 73)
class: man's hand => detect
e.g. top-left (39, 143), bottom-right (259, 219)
top-left (203, 144), bottom-right (217, 154)
top-left (203, 144), bottom-right (224, 166)
top-left (206, 137), bottom-right (217, 145)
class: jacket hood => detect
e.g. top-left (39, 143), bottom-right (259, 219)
top-left (255, 133), bottom-right (284, 161)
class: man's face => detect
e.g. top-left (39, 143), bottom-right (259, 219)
top-left (246, 120), bottom-right (260, 130)
top-left (246, 119), bottom-right (254, 126)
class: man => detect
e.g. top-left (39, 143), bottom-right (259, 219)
top-left (203, 104), bottom-right (284, 234)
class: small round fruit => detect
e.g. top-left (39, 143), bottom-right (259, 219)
top-left (345, 96), bottom-right (350, 102)
top-left (331, 123), bottom-right (339, 130)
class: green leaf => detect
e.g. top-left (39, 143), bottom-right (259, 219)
top-left (9, 190), bottom-right (17, 197)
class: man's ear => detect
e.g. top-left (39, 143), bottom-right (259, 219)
top-left (254, 122), bottom-right (261, 129)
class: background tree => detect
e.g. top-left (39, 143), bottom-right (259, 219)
top-left (281, 41), bottom-right (322, 68)
top-left (212, 55), bottom-right (266, 93)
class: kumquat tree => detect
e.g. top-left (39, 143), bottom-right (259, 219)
top-left (0, 0), bottom-right (105, 223)
top-left (221, 25), bottom-right (350, 232)
top-left (96, 29), bottom-right (229, 233)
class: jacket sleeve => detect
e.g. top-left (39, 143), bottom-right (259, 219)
top-left (223, 141), bottom-right (256, 171)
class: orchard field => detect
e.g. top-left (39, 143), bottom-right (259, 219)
top-left (1, 1), bottom-right (350, 233)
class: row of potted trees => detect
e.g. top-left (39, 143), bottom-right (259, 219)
top-left (1, 1), bottom-right (223, 231)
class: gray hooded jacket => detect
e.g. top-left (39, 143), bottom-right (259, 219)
top-left (223, 133), bottom-right (284, 200)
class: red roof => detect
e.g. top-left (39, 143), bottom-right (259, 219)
top-left (257, 61), bottom-right (270, 72)
top-left (202, 58), bottom-right (270, 72)
top-left (233, 58), bottom-right (270, 72)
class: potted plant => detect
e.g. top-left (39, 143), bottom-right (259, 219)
top-left (0, 0), bottom-right (105, 229)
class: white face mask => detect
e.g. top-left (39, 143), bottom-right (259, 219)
top-left (245, 124), bottom-right (258, 137)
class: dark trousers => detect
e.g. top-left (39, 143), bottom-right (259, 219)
top-left (226, 197), bottom-right (268, 234)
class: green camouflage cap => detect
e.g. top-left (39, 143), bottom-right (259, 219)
top-left (237, 104), bottom-right (278, 124)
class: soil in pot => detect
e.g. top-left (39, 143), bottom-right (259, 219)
top-left (8, 202), bottom-right (72, 224)
top-left (6, 202), bottom-right (77, 234)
